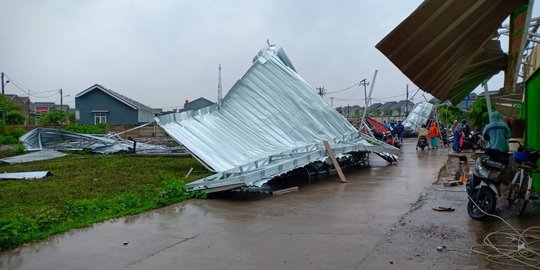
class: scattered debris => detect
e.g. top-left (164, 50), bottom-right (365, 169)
top-left (0, 171), bottom-right (51, 180)
top-left (443, 180), bottom-right (464, 187)
top-left (432, 207), bottom-right (455, 212)
top-left (436, 245), bottom-right (447, 252)
top-left (272, 186), bottom-right (299, 195)
top-left (19, 127), bottom-right (187, 155)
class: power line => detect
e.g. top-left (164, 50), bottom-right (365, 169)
top-left (326, 82), bottom-right (361, 94)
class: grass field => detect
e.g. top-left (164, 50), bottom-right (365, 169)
top-left (0, 153), bottom-right (211, 250)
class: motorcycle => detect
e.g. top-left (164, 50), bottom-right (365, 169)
top-left (382, 131), bottom-right (401, 149)
top-left (417, 135), bottom-right (428, 150)
top-left (466, 134), bottom-right (508, 220)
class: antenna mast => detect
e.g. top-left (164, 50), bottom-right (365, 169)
top-left (217, 64), bottom-right (223, 106)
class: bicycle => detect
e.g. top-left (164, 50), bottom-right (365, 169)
top-left (507, 141), bottom-right (540, 216)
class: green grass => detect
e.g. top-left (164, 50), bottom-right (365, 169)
top-left (0, 154), bottom-right (211, 250)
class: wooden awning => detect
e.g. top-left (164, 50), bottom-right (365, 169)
top-left (376, 0), bottom-right (524, 105)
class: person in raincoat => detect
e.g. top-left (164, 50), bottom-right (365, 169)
top-left (483, 111), bottom-right (511, 153)
top-left (428, 122), bottom-right (440, 149)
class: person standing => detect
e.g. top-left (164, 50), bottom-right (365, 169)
top-left (428, 122), bottom-right (440, 149)
top-left (483, 111), bottom-right (511, 153)
top-left (396, 120), bottom-right (405, 143)
top-left (461, 119), bottom-right (471, 138)
top-left (452, 120), bottom-right (463, 152)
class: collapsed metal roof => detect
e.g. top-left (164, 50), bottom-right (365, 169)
top-left (376, 0), bottom-right (524, 105)
top-left (157, 45), bottom-right (399, 192)
top-left (19, 128), bottom-right (185, 155)
top-left (403, 101), bottom-right (435, 132)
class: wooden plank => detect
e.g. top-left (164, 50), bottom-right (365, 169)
top-left (323, 139), bottom-right (347, 183)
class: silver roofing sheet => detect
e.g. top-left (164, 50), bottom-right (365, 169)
top-left (156, 45), bottom-right (399, 191)
top-left (0, 150), bottom-right (67, 165)
top-left (0, 171), bottom-right (50, 180)
top-left (403, 101), bottom-right (434, 132)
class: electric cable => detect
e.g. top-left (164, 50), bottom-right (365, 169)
top-left (464, 185), bottom-right (540, 269)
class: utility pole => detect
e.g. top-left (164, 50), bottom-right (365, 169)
top-left (60, 88), bottom-right (63, 111)
top-left (316, 87), bottom-right (326, 98)
top-left (359, 79), bottom-right (369, 111)
top-left (330, 97), bottom-right (334, 108)
top-left (405, 84), bottom-right (409, 118)
top-left (1, 72), bottom-right (4, 96)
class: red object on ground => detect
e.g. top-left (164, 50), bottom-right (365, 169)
top-left (365, 116), bottom-right (390, 135)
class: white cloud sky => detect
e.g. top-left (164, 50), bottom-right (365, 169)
top-left (1, 0), bottom-right (536, 109)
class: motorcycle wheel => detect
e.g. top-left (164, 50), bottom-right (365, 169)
top-left (420, 145), bottom-right (426, 150)
top-left (467, 187), bottom-right (496, 220)
top-left (516, 174), bottom-right (530, 216)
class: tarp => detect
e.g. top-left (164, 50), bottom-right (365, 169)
top-left (376, 0), bottom-right (523, 105)
top-left (157, 45), bottom-right (399, 192)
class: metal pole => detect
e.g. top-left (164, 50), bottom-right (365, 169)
top-left (330, 97), bottom-right (334, 107)
top-left (405, 84), bottom-right (409, 118)
top-left (359, 70), bottom-right (378, 132)
top-left (60, 89), bottom-right (63, 111)
top-left (1, 72), bottom-right (4, 96)
top-left (482, 81), bottom-right (493, 117)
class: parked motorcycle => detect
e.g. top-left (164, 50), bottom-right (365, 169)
top-left (417, 135), bottom-right (428, 150)
top-left (382, 131), bottom-right (401, 149)
top-left (466, 135), bottom-right (508, 220)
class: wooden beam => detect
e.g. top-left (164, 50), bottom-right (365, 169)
top-left (323, 139), bottom-right (347, 183)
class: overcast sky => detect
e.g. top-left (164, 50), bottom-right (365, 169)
top-left (0, 1), bottom-right (534, 110)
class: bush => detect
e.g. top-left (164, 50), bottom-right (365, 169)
top-left (5, 111), bottom-right (25, 125)
top-left (62, 124), bottom-right (105, 134)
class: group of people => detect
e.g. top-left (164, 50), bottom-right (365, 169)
top-left (451, 119), bottom-right (471, 153)
top-left (384, 120), bottom-right (405, 143)
top-left (451, 111), bottom-right (511, 153)
top-left (383, 111), bottom-right (512, 154)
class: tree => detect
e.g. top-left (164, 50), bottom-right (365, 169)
top-left (0, 95), bottom-right (22, 126)
top-left (437, 104), bottom-right (466, 127)
top-left (38, 109), bottom-right (74, 126)
top-left (467, 97), bottom-right (495, 131)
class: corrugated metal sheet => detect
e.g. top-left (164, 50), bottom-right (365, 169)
top-left (403, 102), bottom-right (434, 132)
top-left (157, 45), bottom-right (399, 192)
top-left (365, 116), bottom-right (389, 135)
top-left (19, 128), bottom-right (184, 155)
top-left (0, 150), bottom-right (66, 165)
top-left (376, 0), bottom-right (523, 105)
top-left (0, 171), bottom-right (50, 180)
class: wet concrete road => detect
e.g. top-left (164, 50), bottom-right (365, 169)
top-left (1, 139), bottom-right (539, 270)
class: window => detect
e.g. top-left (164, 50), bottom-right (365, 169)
top-left (94, 112), bottom-right (107, 124)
